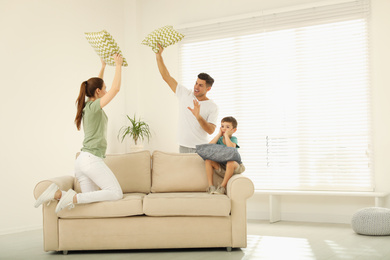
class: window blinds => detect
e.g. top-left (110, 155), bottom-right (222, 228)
top-left (178, 0), bottom-right (372, 191)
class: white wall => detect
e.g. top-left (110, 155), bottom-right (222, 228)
top-left (370, 0), bottom-right (390, 197)
top-left (134, 0), bottom-right (390, 223)
top-left (0, 0), bottom-right (136, 234)
top-left (1, 0), bottom-right (389, 235)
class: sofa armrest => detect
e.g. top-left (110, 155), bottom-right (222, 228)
top-left (226, 174), bottom-right (254, 201)
top-left (226, 174), bottom-right (254, 248)
top-left (33, 175), bottom-right (75, 199)
top-left (33, 175), bottom-right (74, 252)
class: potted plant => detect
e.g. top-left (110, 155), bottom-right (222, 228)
top-left (118, 115), bottom-right (151, 151)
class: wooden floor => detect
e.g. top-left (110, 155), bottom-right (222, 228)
top-left (1, 220), bottom-right (390, 259)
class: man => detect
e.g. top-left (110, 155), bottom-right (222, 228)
top-left (155, 44), bottom-right (218, 153)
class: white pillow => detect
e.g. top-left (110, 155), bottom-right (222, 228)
top-left (142, 25), bottom-right (184, 53)
top-left (85, 30), bottom-right (128, 67)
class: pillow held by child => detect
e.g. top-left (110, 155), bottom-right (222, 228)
top-left (85, 30), bottom-right (128, 67)
top-left (196, 144), bottom-right (242, 164)
top-left (142, 25), bottom-right (184, 53)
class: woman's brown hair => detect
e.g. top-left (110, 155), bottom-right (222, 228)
top-left (74, 77), bottom-right (104, 130)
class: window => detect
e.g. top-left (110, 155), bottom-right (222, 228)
top-left (178, 0), bottom-right (372, 191)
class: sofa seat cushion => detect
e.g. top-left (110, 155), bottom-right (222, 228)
top-left (143, 192), bottom-right (231, 217)
top-left (58, 193), bottom-right (145, 219)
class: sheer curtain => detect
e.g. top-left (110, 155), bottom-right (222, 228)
top-left (178, 0), bottom-right (372, 191)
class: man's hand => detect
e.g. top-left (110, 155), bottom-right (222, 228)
top-left (156, 44), bottom-right (164, 56)
top-left (187, 99), bottom-right (200, 119)
top-left (188, 99), bottom-right (216, 135)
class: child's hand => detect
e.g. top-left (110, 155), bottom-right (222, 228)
top-left (218, 127), bottom-right (224, 137)
top-left (100, 58), bottom-right (106, 67)
top-left (224, 128), bottom-right (234, 137)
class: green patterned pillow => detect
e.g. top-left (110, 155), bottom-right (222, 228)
top-left (85, 30), bottom-right (128, 67)
top-left (142, 25), bottom-right (184, 53)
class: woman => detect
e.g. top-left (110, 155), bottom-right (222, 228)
top-left (35, 54), bottom-right (124, 213)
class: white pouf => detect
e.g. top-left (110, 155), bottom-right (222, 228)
top-left (351, 207), bottom-right (390, 236)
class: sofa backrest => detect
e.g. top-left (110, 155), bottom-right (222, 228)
top-left (151, 151), bottom-right (209, 192)
top-left (103, 150), bottom-right (152, 193)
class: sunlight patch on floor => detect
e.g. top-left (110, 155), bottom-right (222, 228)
top-left (243, 235), bottom-right (315, 259)
top-left (324, 239), bottom-right (384, 259)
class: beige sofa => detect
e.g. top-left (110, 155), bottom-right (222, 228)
top-left (33, 150), bottom-right (254, 254)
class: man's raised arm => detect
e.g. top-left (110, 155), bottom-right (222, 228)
top-left (155, 44), bottom-right (178, 93)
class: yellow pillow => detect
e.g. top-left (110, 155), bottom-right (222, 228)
top-left (142, 25), bottom-right (184, 53)
top-left (85, 30), bottom-right (128, 67)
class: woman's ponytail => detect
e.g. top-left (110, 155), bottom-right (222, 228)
top-left (74, 78), bottom-right (104, 130)
top-left (74, 81), bottom-right (87, 130)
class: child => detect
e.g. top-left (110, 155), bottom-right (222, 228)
top-left (205, 116), bottom-right (245, 194)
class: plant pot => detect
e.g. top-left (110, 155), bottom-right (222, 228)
top-left (129, 143), bottom-right (144, 152)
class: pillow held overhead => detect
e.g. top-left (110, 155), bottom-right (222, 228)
top-left (85, 30), bottom-right (128, 67)
top-left (142, 25), bottom-right (184, 53)
top-left (196, 144), bottom-right (242, 164)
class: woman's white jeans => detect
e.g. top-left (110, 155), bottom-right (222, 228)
top-left (74, 151), bottom-right (123, 204)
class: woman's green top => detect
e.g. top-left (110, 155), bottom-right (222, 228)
top-left (81, 98), bottom-right (108, 158)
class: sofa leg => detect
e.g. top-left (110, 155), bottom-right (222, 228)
top-left (62, 250), bottom-right (68, 255)
top-left (226, 247), bottom-right (232, 252)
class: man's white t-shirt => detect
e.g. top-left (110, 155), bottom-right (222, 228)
top-left (175, 83), bottom-right (219, 148)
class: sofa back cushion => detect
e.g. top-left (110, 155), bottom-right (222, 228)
top-left (104, 151), bottom-right (151, 193)
top-left (151, 151), bottom-right (208, 192)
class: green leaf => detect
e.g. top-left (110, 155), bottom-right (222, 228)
top-left (118, 114), bottom-right (152, 145)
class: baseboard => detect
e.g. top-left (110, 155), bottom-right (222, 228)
top-left (0, 225), bottom-right (42, 236)
top-left (280, 212), bottom-right (351, 224)
top-left (247, 210), bottom-right (352, 224)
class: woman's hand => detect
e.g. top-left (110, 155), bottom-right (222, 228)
top-left (113, 53), bottom-right (123, 67)
top-left (99, 54), bottom-right (123, 108)
top-left (98, 59), bottom-right (106, 79)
